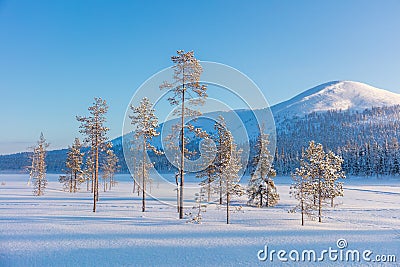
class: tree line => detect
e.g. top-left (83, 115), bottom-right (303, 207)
top-left (24, 50), bottom-right (346, 225)
top-left (274, 105), bottom-right (400, 176)
top-left (28, 98), bottom-right (120, 214)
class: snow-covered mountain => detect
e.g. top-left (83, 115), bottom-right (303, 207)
top-left (3, 80), bottom-right (400, 173)
top-left (271, 81), bottom-right (400, 118)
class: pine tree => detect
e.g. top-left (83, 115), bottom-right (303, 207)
top-left (290, 165), bottom-right (315, 226)
top-left (160, 50), bottom-right (207, 219)
top-left (214, 116), bottom-right (229, 205)
top-left (83, 153), bottom-right (94, 192)
top-left (129, 137), bottom-right (141, 196)
top-left (60, 138), bottom-right (84, 193)
top-left (196, 137), bottom-right (217, 202)
top-left (305, 141), bottom-right (326, 223)
top-left (213, 123), bottom-right (244, 224)
top-left (101, 147), bottom-right (119, 192)
top-left (186, 187), bottom-right (207, 224)
top-left (290, 141), bottom-right (345, 225)
top-left (222, 141), bottom-right (244, 224)
top-left (247, 132), bottom-right (279, 207)
top-left (29, 133), bottom-right (49, 196)
top-left (390, 138), bottom-right (400, 175)
top-left (77, 97), bottom-right (110, 212)
top-left (323, 151), bottom-right (345, 207)
top-left (129, 97), bottom-right (162, 212)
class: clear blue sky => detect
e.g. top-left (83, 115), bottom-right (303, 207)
top-left (1, 0), bottom-right (400, 154)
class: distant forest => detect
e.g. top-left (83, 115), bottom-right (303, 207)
top-left (2, 105), bottom-right (400, 177)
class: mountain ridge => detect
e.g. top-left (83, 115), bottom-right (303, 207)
top-left (271, 80), bottom-right (400, 118)
top-left (2, 80), bottom-right (400, 173)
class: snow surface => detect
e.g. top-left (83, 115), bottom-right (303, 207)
top-left (0, 174), bottom-right (399, 266)
top-left (271, 81), bottom-right (400, 118)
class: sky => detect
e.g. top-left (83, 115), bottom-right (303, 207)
top-left (1, 0), bottom-right (400, 155)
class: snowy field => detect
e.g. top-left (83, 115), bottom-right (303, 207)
top-left (0, 174), bottom-right (399, 266)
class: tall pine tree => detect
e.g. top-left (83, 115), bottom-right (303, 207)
top-left (290, 141), bottom-right (345, 225)
top-left (101, 147), bottom-right (119, 192)
top-left (247, 132), bottom-right (279, 207)
top-left (60, 138), bottom-right (84, 193)
top-left (160, 50), bottom-right (207, 219)
top-left (129, 97), bottom-right (162, 212)
top-left (77, 97), bottom-right (110, 212)
top-left (29, 133), bottom-right (49, 196)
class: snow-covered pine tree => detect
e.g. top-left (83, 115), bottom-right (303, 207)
top-left (322, 151), bottom-right (345, 207)
top-left (222, 140), bottom-right (244, 224)
top-left (83, 153), bottom-right (94, 192)
top-left (247, 132), bottom-right (279, 208)
top-left (129, 137), bottom-right (141, 196)
top-left (129, 97), bottom-right (162, 212)
top-left (186, 187), bottom-right (207, 224)
top-left (196, 137), bottom-right (217, 202)
top-left (214, 124), bottom-right (244, 224)
top-left (390, 138), bottom-right (400, 176)
top-left (77, 97), bottom-right (110, 212)
top-left (160, 50), bottom-right (207, 219)
top-left (309, 142), bottom-right (346, 221)
top-left (290, 141), bottom-right (346, 224)
top-left (214, 116), bottom-right (229, 205)
top-left (60, 138), bottom-right (84, 193)
top-left (303, 141), bottom-right (326, 223)
top-left (290, 164), bottom-right (317, 226)
top-left (101, 147), bottom-right (119, 192)
top-left (29, 133), bottom-right (49, 196)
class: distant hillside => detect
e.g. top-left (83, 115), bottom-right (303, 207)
top-left (2, 81), bottom-right (400, 177)
top-left (272, 80), bottom-right (400, 119)
top-left (274, 105), bottom-right (400, 176)
top-left (0, 149), bottom-right (68, 173)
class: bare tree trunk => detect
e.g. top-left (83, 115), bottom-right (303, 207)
top-left (318, 177), bottom-right (322, 223)
top-left (301, 180), bottom-right (304, 226)
top-left (226, 183), bottom-right (230, 224)
top-left (218, 135), bottom-right (223, 205)
top-left (219, 177), bottom-right (223, 205)
top-left (301, 199), bottom-right (304, 226)
top-left (176, 186), bottom-right (180, 213)
top-left (95, 134), bottom-right (99, 203)
top-left (96, 177), bottom-right (99, 201)
top-left (96, 174), bottom-right (99, 200)
top-left (69, 173), bottom-right (73, 193)
top-left (331, 196), bottom-right (334, 208)
top-left (174, 173), bottom-right (180, 212)
top-left (91, 165), bottom-right (94, 193)
top-left (142, 139), bottom-right (146, 212)
top-left (207, 175), bottom-right (211, 202)
top-left (133, 158), bottom-right (136, 195)
top-left (38, 177), bottom-right (41, 196)
top-left (73, 172), bottom-right (77, 193)
top-left (93, 144), bottom-right (99, 212)
top-left (266, 182), bottom-right (270, 208)
top-left (179, 88), bottom-right (185, 219)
